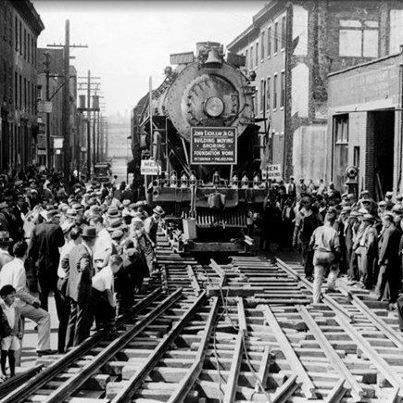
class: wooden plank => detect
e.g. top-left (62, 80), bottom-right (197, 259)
top-left (210, 258), bottom-right (225, 277)
top-left (167, 297), bottom-right (219, 403)
top-left (237, 297), bottom-right (247, 335)
top-left (256, 346), bottom-right (272, 389)
top-left (298, 306), bottom-right (364, 401)
top-left (260, 304), bottom-right (317, 399)
top-left (112, 292), bottom-right (207, 402)
top-left (324, 379), bottom-right (347, 403)
top-left (223, 331), bottom-right (244, 403)
top-left (335, 313), bottom-right (403, 397)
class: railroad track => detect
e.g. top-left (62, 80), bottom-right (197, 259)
top-left (1, 230), bottom-right (402, 402)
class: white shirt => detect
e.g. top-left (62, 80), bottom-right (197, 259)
top-left (58, 239), bottom-right (75, 278)
top-left (93, 228), bottom-right (112, 262)
top-left (0, 258), bottom-right (32, 307)
top-left (92, 265), bottom-right (114, 293)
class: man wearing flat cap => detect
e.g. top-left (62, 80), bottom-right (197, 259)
top-left (28, 209), bottom-right (65, 311)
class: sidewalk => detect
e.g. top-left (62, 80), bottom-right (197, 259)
top-left (17, 296), bottom-right (60, 373)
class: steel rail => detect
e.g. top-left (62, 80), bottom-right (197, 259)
top-left (167, 296), bottom-right (219, 403)
top-left (44, 289), bottom-right (182, 403)
top-left (112, 290), bottom-right (208, 402)
top-left (324, 379), bottom-right (347, 403)
top-left (0, 288), bottom-right (164, 403)
top-left (298, 305), bottom-right (364, 401)
top-left (222, 330), bottom-right (244, 403)
top-left (276, 257), bottom-right (354, 321)
top-left (0, 365), bottom-right (42, 400)
top-left (337, 282), bottom-right (403, 348)
top-left (260, 304), bottom-right (317, 399)
top-left (335, 313), bottom-right (403, 397)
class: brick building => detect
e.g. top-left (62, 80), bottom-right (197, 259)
top-left (0, 0), bottom-right (44, 171)
top-left (227, 0), bottom-right (403, 182)
top-left (328, 50), bottom-right (403, 198)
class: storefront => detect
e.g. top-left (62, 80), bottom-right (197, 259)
top-left (328, 49), bottom-right (403, 198)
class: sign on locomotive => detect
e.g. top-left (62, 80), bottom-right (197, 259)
top-left (190, 127), bottom-right (237, 165)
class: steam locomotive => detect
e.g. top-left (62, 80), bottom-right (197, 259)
top-left (131, 42), bottom-right (267, 252)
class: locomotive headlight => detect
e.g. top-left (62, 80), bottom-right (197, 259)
top-left (204, 96), bottom-right (224, 118)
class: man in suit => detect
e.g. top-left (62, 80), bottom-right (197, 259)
top-left (375, 213), bottom-right (401, 302)
top-left (28, 210), bottom-right (65, 311)
top-left (65, 226), bottom-right (96, 348)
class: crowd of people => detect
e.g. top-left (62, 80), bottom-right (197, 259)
top-left (0, 168), bottom-right (402, 379)
top-left (0, 166), bottom-right (163, 379)
top-left (256, 177), bottom-right (403, 332)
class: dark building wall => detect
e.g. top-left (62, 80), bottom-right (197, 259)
top-left (0, 0), bottom-right (44, 171)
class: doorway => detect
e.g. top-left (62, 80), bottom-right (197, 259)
top-left (367, 110), bottom-right (395, 199)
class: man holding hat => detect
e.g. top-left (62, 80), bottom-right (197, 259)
top-left (65, 226), bottom-right (96, 348)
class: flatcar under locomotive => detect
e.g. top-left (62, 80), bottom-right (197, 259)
top-left (131, 42), bottom-right (268, 252)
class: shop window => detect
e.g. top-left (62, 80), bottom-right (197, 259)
top-left (245, 49), bottom-right (248, 69)
top-left (334, 114), bottom-right (348, 143)
top-left (250, 46), bottom-right (253, 69)
top-left (339, 19), bottom-right (379, 57)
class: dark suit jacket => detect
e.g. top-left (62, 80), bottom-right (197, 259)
top-left (378, 225), bottom-right (400, 266)
top-left (29, 222), bottom-right (65, 280)
top-left (66, 244), bottom-right (93, 304)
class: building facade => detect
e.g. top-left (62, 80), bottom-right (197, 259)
top-left (0, 0), bottom-right (44, 171)
top-left (328, 51), bottom-right (403, 198)
top-left (228, 0), bottom-right (403, 182)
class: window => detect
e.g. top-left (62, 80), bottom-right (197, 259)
top-left (274, 21), bottom-right (279, 53)
top-left (261, 31), bottom-right (265, 59)
top-left (266, 77), bottom-right (271, 111)
top-left (255, 42), bottom-right (258, 65)
top-left (267, 27), bottom-right (272, 57)
top-left (19, 20), bottom-right (22, 55)
top-left (14, 71), bottom-right (17, 106)
top-left (19, 74), bottom-right (22, 109)
top-left (339, 19), bottom-right (379, 57)
top-left (334, 114), bottom-right (349, 143)
top-left (280, 71), bottom-right (285, 107)
top-left (23, 28), bottom-right (26, 59)
top-left (14, 16), bottom-right (18, 51)
top-left (245, 49), bottom-right (249, 69)
top-left (273, 74), bottom-right (278, 109)
top-left (281, 16), bottom-right (286, 49)
top-left (260, 79), bottom-right (266, 113)
top-left (24, 77), bottom-right (27, 109)
top-left (250, 46), bottom-right (253, 68)
top-left (27, 33), bottom-right (30, 63)
top-left (353, 146), bottom-right (360, 167)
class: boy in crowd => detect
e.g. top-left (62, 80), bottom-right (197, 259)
top-left (91, 254), bottom-right (122, 332)
top-left (0, 285), bottom-right (22, 378)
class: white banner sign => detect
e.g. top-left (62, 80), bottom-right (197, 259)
top-left (262, 164), bottom-right (282, 180)
top-left (141, 159), bottom-right (161, 175)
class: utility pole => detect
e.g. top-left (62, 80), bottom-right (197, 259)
top-left (77, 72), bottom-right (101, 179)
top-left (44, 52), bottom-right (51, 167)
top-left (47, 19), bottom-right (87, 180)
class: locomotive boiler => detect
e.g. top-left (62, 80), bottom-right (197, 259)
top-left (131, 42), bottom-right (267, 252)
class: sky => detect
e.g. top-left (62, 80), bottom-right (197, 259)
top-left (33, 0), bottom-right (265, 118)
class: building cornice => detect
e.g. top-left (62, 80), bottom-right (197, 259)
top-left (12, 0), bottom-right (44, 36)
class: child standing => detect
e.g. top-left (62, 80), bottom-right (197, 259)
top-left (0, 285), bottom-right (22, 378)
